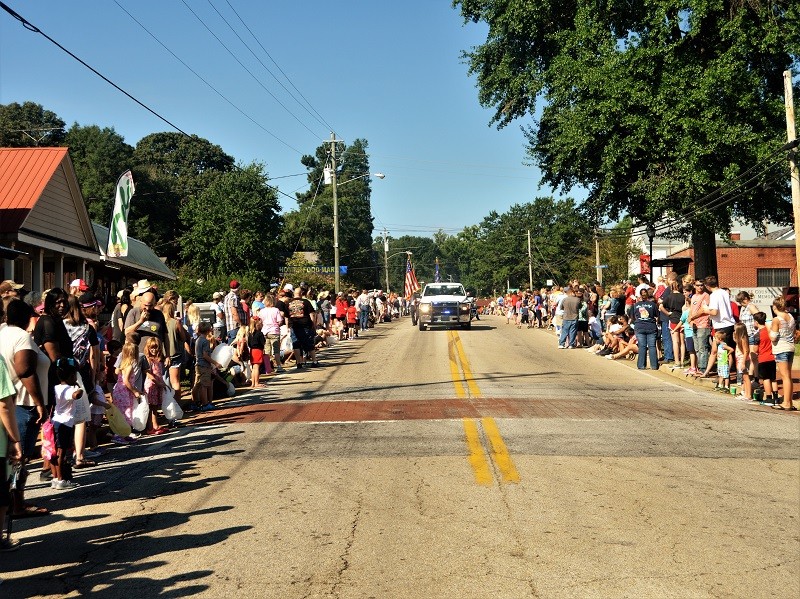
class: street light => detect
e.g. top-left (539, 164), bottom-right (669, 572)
top-left (326, 133), bottom-right (385, 293)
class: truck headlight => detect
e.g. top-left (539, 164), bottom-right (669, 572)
top-left (420, 304), bottom-right (431, 313)
top-left (460, 304), bottom-right (470, 311)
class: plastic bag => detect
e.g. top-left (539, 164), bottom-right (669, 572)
top-left (161, 386), bottom-right (183, 421)
top-left (106, 404), bottom-right (132, 437)
top-left (211, 343), bottom-right (234, 370)
top-left (226, 382), bottom-right (236, 397)
top-left (41, 420), bottom-right (56, 461)
top-left (73, 372), bottom-right (91, 424)
top-left (131, 396), bottom-right (149, 432)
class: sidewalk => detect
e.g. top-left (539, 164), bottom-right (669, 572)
top-left (655, 361), bottom-right (800, 405)
top-left (542, 322), bottom-right (798, 408)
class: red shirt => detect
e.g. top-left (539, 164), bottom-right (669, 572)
top-left (757, 329), bottom-right (774, 362)
top-left (346, 306), bottom-right (357, 324)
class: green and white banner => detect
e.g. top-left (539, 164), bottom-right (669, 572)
top-left (107, 170), bottom-right (135, 257)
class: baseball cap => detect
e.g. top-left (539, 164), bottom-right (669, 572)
top-left (212, 291), bottom-right (223, 300)
top-left (283, 283), bottom-right (294, 292)
top-left (230, 280), bottom-right (240, 289)
top-left (69, 278), bottom-right (89, 291)
top-left (79, 291), bottom-right (103, 308)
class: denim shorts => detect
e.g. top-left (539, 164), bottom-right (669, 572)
top-left (16, 405), bottom-right (42, 458)
top-left (774, 351), bottom-right (794, 364)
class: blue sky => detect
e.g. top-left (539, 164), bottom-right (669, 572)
top-left (0, 1), bottom-right (568, 239)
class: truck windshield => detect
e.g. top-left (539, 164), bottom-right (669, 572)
top-left (423, 285), bottom-right (465, 297)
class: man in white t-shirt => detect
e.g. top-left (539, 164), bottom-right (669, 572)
top-left (702, 274), bottom-right (736, 365)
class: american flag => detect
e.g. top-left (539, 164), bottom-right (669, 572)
top-left (405, 257), bottom-right (420, 300)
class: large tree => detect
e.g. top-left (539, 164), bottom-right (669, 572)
top-left (285, 138), bottom-right (378, 289)
top-left (0, 101), bottom-right (66, 147)
top-left (64, 124), bottom-right (134, 223)
top-left (133, 132), bottom-right (236, 260)
top-left (455, 0), bottom-right (799, 279)
top-left (180, 163), bottom-right (282, 278)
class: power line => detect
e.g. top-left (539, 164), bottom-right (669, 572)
top-left (216, 0), bottom-right (336, 133)
top-left (0, 1), bottom-right (191, 136)
top-left (112, 1), bottom-right (303, 155)
top-left (178, 0), bottom-right (323, 141)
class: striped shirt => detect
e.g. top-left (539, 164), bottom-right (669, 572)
top-left (224, 290), bottom-right (247, 331)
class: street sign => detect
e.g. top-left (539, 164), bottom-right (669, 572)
top-left (340, 266), bottom-right (348, 275)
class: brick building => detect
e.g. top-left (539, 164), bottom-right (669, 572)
top-left (668, 234), bottom-right (797, 288)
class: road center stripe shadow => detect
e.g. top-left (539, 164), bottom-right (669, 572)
top-left (447, 330), bottom-right (466, 398)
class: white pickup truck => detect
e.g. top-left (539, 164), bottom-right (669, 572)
top-left (417, 282), bottom-right (472, 330)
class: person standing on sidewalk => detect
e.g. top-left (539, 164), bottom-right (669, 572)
top-left (356, 289), bottom-right (371, 332)
top-left (633, 288), bottom-right (660, 370)
top-left (701, 275), bottom-right (736, 374)
top-left (558, 287), bottom-right (582, 349)
top-left (689, 280), bottom-right (711, 372)
top-left (769, 295), bottom-right (797, 411)
top-left (223, 281), bottom-right (247, 345)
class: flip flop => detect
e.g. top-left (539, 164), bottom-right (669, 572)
top-left (74, 459), bottom-right (97, 468)
top-left (12, 504), bottom-right (49, 518)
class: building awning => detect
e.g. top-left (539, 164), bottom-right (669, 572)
top-left (93, 223), bottom-right (176, 280)
top-left (651, 257), bottom-right (693, 271)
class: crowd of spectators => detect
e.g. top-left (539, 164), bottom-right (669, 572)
top-left (487, 274), bottom-right (797, 406)
top-left (0, 272), bottom-right (797, 555)
top-left (0, 277), bottom-right (405, 552)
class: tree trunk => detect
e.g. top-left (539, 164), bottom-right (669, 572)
top-left (690, 220), bottom-right (718, 281)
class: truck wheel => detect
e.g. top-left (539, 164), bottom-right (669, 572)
top-left (418, 321), bottom-right (426, 331)
top-left (461, 322), bottom-right (471, 330)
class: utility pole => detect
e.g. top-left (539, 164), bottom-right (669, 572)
top-left (329, 133), bottom-right (341, 294)
top-left (595, 228), bottom-right (603, 287)
top-left (383, 229), bottom-right (390, 292)
top-left (784, 70), bottom-right (800, 286)
top-left (527, 230), bottom-right (533, 291)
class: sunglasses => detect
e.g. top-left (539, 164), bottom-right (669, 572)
top-left (55, 357), bottom-right (78, 368)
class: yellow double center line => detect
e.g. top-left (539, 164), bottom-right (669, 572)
top-left (447, 330), bottom-right (520, 486)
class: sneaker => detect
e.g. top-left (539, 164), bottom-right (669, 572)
top-left (55, 479), bottom-right (79, 490)
top-left (51, 478), bottom-right (61, 489)
top-left (605, 355), bottom-right (614, 360)
top-left (200, 403), bottom-right (215, 412)
top-left (308, 362), bottom-right (321, 368)
top-left (84, 449), bottom-right (103, 458)
top-left (0, 538), bottom-right (21, 552)
top-left (39, 470), bottom-right (53, 482)
top-left (111, 435), bottom-right (130, 445)
top-left (129, 432), bottom-right (142, 439)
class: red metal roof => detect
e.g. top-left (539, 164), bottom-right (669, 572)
top-left (0, 147), bottom-right (68, 232)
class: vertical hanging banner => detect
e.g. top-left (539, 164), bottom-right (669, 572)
top-left (434, 257), bottom-right (441, 283)
top-left (107, 170), bottom-right (135, 257)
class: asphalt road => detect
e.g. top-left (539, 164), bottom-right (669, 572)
top-left (3, 315), bottom-right (799, 598)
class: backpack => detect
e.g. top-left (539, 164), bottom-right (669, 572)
top-left (65, 321), bottom-right (92, 367)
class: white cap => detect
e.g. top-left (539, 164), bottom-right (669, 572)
top-left (283, 284), bottom-right (294, 292)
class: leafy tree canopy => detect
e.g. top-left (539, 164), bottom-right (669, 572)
top-left (0, 101), bottom-right (66, 147)
top-left (285, 138), bottom-right (377, 289)
top-left (179, 162), bottom-right (282, 279)
top-left (455, 0), bottom-right (800, 277)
